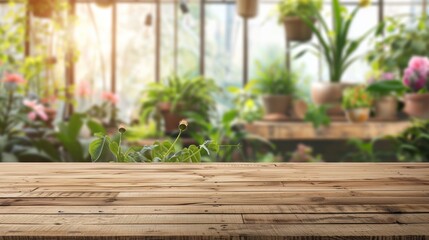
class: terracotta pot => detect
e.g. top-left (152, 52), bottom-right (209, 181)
top-left (262, 95), bottom-right (292, 119)
top-left (95, 0), bottom-right (114, 8)
top-left (374, 96), bottom-right (398, 120)
top-left (236, 0), bottom-right (258, 18)
top-left (344, 108), bottom-right (370, 123)
top-left (311, 82), bottom-right (356, 116)
top-left (159, 103), bottom-right (185, 133)
top-left (284, 17), bottom-right (313, 42)
top-left (29, 0), bottom-right (54, 18)
top-left (404, 93), bottom-right (429, 119)
top-left (293, 99), bottom-right (308, 120)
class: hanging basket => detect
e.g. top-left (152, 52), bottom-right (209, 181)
top-left (284, 17), bottom-right (313, 42)
top-left (236, 0), bottom-right (258, 19)
top-left (29, 0), bottom-right (54, 19)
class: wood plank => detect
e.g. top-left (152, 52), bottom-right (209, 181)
top-left (0, 224), bottom-right (428, 237)
top-left (245, 121), bottom-right (411, 140)
top-left (243, 213), bottom-right (429, 224)
top-left (0, 214), bottom-right (243, 224)
top-left (0, 204), bottom-right (428, 214)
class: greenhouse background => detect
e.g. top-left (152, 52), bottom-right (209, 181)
top-left (0, 0), bottom-right (428, 162)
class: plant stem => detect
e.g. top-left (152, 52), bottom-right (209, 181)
top-left (163, 129), bottom-right (182, 160)
top-left (182, 147), bottom-right (202, 163)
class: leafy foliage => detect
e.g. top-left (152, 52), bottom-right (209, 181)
top-left (343, 138), bottom-right (394, 162)
top-left (367, 16), bottom-right (429, 75)
top-left (342, 86), bottom-right (373, 110)
top-left (227, 82), bottom-right (263, 123)
top-left (299, 0), bottom-right (375, 82)
top-left (304, 104), bottom-right (330, 129)
top-left (140, 74), bottom-right (220, 123)
top-left (278, 0), bottom-right (322, 20)
top-left (89, 121), bottom-right (220, 163)
top-left (251, 60), bottom-right (297, 96)
top-left (366, 80), bottom-right (407, 98)
top-left (389, 120), bottom-right (429, 162)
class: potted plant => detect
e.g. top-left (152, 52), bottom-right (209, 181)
top-left (140, 75), bottom-right (219, 133)
top-left (402, 56), bottom-right (429, 119)
top-left (278, 0), bottom-right (322, 42)
top-left (236, 0), bottom-right (258, 18)
top-left (251, 60), bottom-right (297, 121)
top-left (366, 72), bottom-right (406, 120)
top-left (300, 0), bottom-right (373, 116)
top-left (342, 86), bottom-right (373, 123)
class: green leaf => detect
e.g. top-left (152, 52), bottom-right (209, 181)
top-left (89, 135), bottom-right (109, 162)
top-left (87, 119), bottom-right (106, 135)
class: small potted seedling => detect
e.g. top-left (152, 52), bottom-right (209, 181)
top-left (342, 86), bottom-right (373, 123)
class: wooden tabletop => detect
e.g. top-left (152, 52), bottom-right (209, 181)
top-left (0, 163), bottom-right (428, 239)
top-left (245, 121), bottom-right (410, 140)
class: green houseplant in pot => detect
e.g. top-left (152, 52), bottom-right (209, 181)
top-left (366, 72), bottom-right (406, 120)
top-left (300, 0), bottom-right (373, 116)
top-left (251, 60), bottom-right (297, 121)
top-left (140, 75), bottom-right (219, 133)
top-left (402, 56), bottom-right (429, 119)
top-left (278, 0), bottom-right (322, 42)
top-left (342, 86), bottom-right (373, 123)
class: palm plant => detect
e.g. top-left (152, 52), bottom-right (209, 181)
top-left (300, 0), bottom-right (374, 82)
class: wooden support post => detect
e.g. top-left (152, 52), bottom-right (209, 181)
top-left (200, 0), bottom-right (205, 76)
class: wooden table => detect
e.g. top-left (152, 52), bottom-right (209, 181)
top-left (0, 163), bottom-right (428, 239)
top-left (245, 121), bottom-right (410, 140)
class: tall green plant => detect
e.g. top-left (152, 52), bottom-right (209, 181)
top-left (300, 0), bottom-right (374, 82)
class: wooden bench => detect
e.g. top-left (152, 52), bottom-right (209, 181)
top-left (0, 163), bottom-right (428, 239)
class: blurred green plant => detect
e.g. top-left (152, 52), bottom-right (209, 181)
top-left (89, 120), bottom-right (220, 163)
top-left (140, 74), bottom-right (220, 123)
top-left (278, 0), bottom-right (322, 20)
top-left (342, 86), bottom-right (373, 110)
top-left (343, 138), bottom-right (394, 162)
top-left (366, 80), bottom-right (407, 99)
top-left (251, 60), bottom-right (297, 96)
top-left (304, 104), bottom-right (330, 129)
top-left (388, 120), bottom-right (429, 162)
top-left (367, 15), bottom-right (429, 75)
top-left (227, 82), bottom-right (263, 123)
top-left (299, 0), bottom-right (374, 82)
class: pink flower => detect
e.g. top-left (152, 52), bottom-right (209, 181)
top-left (408, 56), bottom-right (429, 72)
top-left (102, 91), bottom-right (119, 105)
top-left (3, 73), bottom-right (25, 85)
top-left (403, 56), bottom-right (429, 92)
top-left (77, 81), bottom-right (92, 97)
top-left (23, 99), bottom-right (48, 121)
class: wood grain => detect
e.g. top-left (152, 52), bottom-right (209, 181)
top-left (245, 121), bottom-right (410, 140)
top-left (0, 163), bottom-right (428, 240)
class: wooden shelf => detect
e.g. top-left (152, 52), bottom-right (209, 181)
top-left (245, 121), bottom-right (411, 140)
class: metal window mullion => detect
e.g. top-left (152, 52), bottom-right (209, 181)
top-left (200, 0), bottom-right (205, 76)
top-left (155, 0), bottom-right (161, 82)
top-left (243, 18), bottom-right (248, 86)
top-left (111, 3), bottom-right (117, 94)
